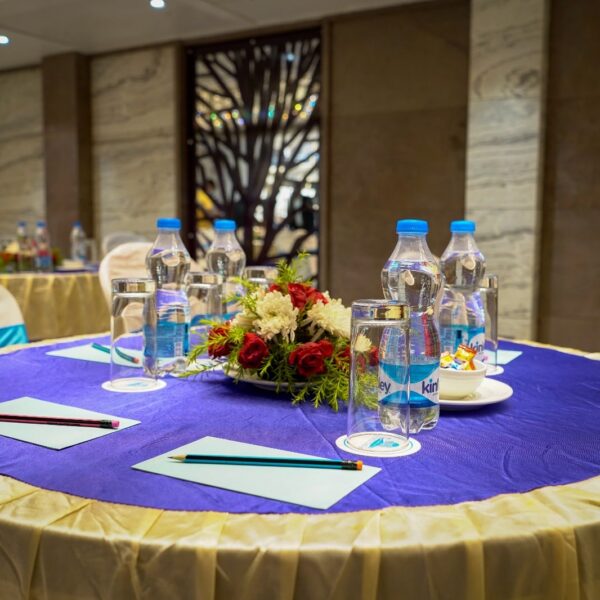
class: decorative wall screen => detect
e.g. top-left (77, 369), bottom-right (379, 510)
top-left (187, 29), bottom-right (321, 276)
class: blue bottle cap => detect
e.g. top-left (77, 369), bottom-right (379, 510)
top-left (18, 220), bottom-right (26, 227)
top-left (450, 220), bottom-right (475, 233)
top-left (156, 217), bottom-right (181, 229)
top-left (36, 220), bottom-right (46, 227)
top-left (214, 219), bottom-right (236, 231)
top-left (396, 219), bottom-right (428, 234)
top-left (74, 220), bottom-right (81, 227)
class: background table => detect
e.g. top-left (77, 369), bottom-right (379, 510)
top-left (0, 336), bottom-right (599, 599)
top-left (0, 272), bottom-right (109, 340)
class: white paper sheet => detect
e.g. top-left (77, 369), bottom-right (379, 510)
top-left (133, 436), bottom-right (380, 510)
top-left (0, 397), bottom-right (140, 449)
top-left (47, 343), bottom-right (143, 367)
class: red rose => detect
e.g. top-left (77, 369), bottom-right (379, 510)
top-left (287, 283), bottom-right (309, 310)
top-left (369, 346), bottom-right (379, 366)
top-left (306, 287), bottom-right (328, 305)
top-left (208, 325), bottom-right (232, 358)
top-left (268, 284), bottom-right (282, 293)
top-left (317, 339), bottom-right (334, 358)
top-left (238, 333), bottom-right (269, 369)
top-left (289, 340), bottom-right (333, 378)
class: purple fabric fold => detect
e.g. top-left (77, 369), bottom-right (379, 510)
top-left (0, 337), bottom-right (599, 514)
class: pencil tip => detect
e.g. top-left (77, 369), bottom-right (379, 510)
top-left (357, 461), bottom-right (363, 471)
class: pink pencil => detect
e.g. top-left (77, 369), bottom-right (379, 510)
top-left (0, 414), bottom-right (119, 429)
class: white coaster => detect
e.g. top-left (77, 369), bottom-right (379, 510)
top-left (101, 378), bottom-right (167, 393)
top-left (335, 434), bottom-right (421, 458)
top-left (486, 365), bottom-right (504, 376)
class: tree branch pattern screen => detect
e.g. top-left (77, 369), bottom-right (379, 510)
top-left (189, 30), bottom-right (321, 277)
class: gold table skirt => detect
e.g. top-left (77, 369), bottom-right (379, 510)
top-left (0, 338), bottom-right (599, 600)
top-left (0, 273), bottom-right (110, 340)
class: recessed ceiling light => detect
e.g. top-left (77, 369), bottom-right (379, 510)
top-left (0, 35), bottom-right (10, 45)
top-left (149, 0), bottom-right (166, 9)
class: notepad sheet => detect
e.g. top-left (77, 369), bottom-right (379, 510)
top-left (133, 436), bottom-right (380, 510)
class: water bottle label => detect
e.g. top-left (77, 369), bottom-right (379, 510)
top-left (409, 363), bottom-right (439, 407)
top-left (378, 361), bottom-right (409, 405)
top-left (467, 327), bottom-right (485, 357)
top-left (156, 289), bottom-right (190, 358)
top-left (441, 324), bottom-right (485, 356)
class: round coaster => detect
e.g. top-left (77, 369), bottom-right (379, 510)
top-left (335, 434), bottom-right (421, 458)
top-left (486, 365), bottom-right (504, 376)
top-left (101, 378), bottom-right (167, 393)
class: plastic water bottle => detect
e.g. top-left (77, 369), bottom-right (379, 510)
top-left (70, 221), bottom-right (87, 263)
top-left (16, 221), bottom-right (35, 272)
top-left (382, 219), bottom-right (442, 433)
top-left (439, 220), bottom-right (486, 358)
top-left (206, 219), bottom-right (246, 319)
top-left (145, 218), bottom-right (191, 376)
top-left (34, 220), bottom-right (53, 272)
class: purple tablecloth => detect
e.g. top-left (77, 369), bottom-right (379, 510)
top-left (0, 338), bottom-right (599, 514)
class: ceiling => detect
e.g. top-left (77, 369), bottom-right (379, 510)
top-left (0, 0), bottom-right (420, 71)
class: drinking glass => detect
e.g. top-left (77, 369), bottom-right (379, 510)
top-left (243, 266), bottom-right (278, 290)
top-left (186, 272), bottom-right (223, 349)
top-left (110, 278), bottom-right (159, 390)
top-left (481, 274), bottom-right (499, 373)
top-left (347, 300), bottom-right (411, 455)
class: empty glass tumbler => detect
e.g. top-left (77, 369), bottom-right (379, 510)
top-left (347, 300), bottom-right (411, 455)
top-left (481, 274), bottom-right (499, 373)
top-left (186, 272), bottom-right (223, 349)
top-left (110, 278), bottom-right (159, 391)
top-left (243, 266), bottom-right (278, 290)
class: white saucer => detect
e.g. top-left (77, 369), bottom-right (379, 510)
top-left (439, 378), bottom-right (513, 410)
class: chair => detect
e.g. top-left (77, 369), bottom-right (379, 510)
top-left (0, 286), bottom-right (28, 347)
top-left (98, 242), bottom-right (153, 306)
top-left (101, 232), bottom-right (148, 257)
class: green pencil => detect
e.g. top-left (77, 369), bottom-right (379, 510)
top-left (169, 454), bottom-right (363, 470)
top-left (92, 342), bottom-right (140, 364)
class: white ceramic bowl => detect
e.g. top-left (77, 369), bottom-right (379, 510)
top-left (439, 359), bottom-right (487, 399)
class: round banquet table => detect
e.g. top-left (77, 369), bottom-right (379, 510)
top-left (0, 272), bottom-right (109, 341)
top-left (0, 335), bottom-right (599, 600)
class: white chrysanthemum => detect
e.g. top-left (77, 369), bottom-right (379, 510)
top-left (354, 333), bottom-right (371, 352)
top-left (303, 297), bottom-right (351, 340)
top-left (231, 311), bottom-right (256, 331)
top-left (253, 291), bottom-right (298, 342)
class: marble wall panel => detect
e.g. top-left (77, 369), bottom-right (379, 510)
top-left (0, 68), bottom-right (45, 240)
top-left (466, 0), bottom-right (548, 340)
top-left (91, 46), bottom-right (177, 247)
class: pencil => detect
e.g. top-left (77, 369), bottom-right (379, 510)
top-left (92, 342), bottom-right (140, 364)
top-left (169, 454), bottom-right (363, 470)
top-left (0, 414), bottom-right (119, 429)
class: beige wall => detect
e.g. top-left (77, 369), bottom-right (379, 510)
top-left (91, 45), bottom-right (178, 249)
top-left (326, 1), bottom-right (470, 302)
top-left (0, 68), bottom-right (45, 240)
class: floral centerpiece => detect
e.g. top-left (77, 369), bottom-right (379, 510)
top-left (187, 255), bottom-right (352, 410)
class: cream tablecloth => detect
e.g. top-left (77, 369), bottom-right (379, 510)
top-left (0, 272), bottom-right (109, 340)
top-left (0, 337), bottom-right (599, 599)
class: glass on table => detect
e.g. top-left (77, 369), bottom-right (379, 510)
top-left (110, 278), bottom-right (159, 391)
top-left (346, 300), bottom-right (411, 455)
top-left (480, 274), bottom-right (500, 374)
top-left (243, 266), bottom-right (278, 290)
top-left (186, 272), bottom-right (223, 349)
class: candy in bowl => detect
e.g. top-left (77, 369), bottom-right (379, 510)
top-left (439, 359), bottom-right (487, 399)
